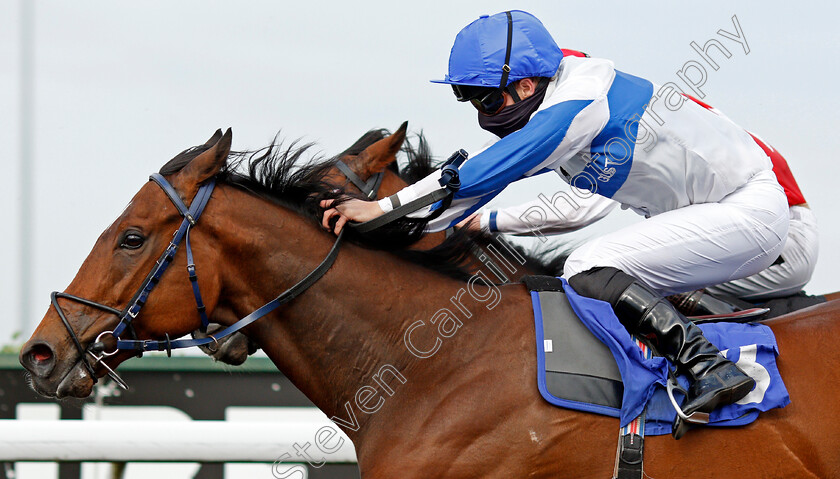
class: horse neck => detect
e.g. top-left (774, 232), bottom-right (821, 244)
top-left (203, 184), bottom-right (476, 438)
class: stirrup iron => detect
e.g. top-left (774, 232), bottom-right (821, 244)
top-left (666, 376), bottom-right (710, 425)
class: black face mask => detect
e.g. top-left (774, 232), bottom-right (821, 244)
top-left (477, 79), bottom-right (550, 138)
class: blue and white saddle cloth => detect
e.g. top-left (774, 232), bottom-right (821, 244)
top-left (531, 278), bottom-right (790, 436)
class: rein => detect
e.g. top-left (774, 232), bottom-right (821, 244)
top-left (51, 172), bottom-right (346, 390)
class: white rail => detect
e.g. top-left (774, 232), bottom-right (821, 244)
top-left (0, 420), bottom-right (357, 463)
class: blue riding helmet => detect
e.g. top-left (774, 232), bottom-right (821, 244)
top-left (431, 10), bottom-right (563, 88)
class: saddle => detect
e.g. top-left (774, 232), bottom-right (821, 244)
top-left (523, 275), bottom-right (790, 478)
top-left (525, 275), bottom-right (789, 426)
top-left (522, 276), bottom-right (790, 479)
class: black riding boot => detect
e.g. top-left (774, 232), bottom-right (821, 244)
top-left (569, 268), bottom-right (755, 438)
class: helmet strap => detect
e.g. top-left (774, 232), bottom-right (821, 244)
top-left (498, 11), bottom-right (513, 91)
top-left (506, 83), bottom-right (521, 103)
top-left (508, 76), bottom-right (549, 103)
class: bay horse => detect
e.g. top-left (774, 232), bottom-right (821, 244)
top-left (21, 130), bottom-right (840, 478)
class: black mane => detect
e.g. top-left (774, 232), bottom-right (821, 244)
top-left (161, 129), bottom-right (564, 280)
top-left (398, 131), bottom-right (437, 183)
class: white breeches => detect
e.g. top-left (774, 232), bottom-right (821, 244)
top-left (562, 170), bottom-right (790, 296)
top-left (705, 205), bottom-right (818, 300)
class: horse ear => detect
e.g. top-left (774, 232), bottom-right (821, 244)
top-left (178, 128), bottom-right (232, 187)
top-left (353, 121), bottom-right (408, 177)
top-left (203, 129), bottom-right (224, 147)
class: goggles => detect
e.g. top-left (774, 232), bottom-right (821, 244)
top-left (449, 11), bottom-right (514, 116)
top-left (451, 84), bottom-right (507, 115)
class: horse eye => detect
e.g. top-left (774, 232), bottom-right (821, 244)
top-left (120, 233), bottom-right (145, 250)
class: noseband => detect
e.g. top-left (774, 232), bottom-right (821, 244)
top-left (51, 172), bottom-right (348, 390)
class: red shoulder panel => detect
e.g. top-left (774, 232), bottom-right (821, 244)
top-left (748, 133), bottom-right (807, 206)
top-left (561, 48), bottom-right (589, 58)
top-left (682, 94), bottom-right (807, 206)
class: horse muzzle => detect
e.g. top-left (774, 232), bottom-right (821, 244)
top-left (20, 339), bottom-right (96, 398)
top-left (19, 340), bottom-right (56, 378)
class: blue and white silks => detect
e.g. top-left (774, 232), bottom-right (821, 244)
top-left (386, 56), bottom-right (771, 232)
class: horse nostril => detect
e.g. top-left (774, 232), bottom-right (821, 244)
top-left (31, 344), bottom-right (53, 363)
top-left (21, 342), bottom-right (56, 377)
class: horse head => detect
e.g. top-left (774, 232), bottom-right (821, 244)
top-left (20, 129), bottom-right (233, 398)
top-left (322, 121), bottom-right (408, 197)
top-left (193, 122), bottom-right (418, 365)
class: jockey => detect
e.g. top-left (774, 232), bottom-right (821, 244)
top-left (466, 92), bottom-right (819, 315)
top-left (321, 10), bottom-right (790, 433)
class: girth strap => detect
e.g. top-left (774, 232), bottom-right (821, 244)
top-left (614, 414), bottom-right (645, 479)
top-left (613, 337), bottom-right (651, 479)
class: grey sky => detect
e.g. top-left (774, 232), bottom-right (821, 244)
top-left (1, 1), bottom-right (837, 343)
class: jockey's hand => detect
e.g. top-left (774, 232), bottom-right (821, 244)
top-left (320, 198), bottom-right (384, 235)
top-left (457, 212), bottom-right (483, 232)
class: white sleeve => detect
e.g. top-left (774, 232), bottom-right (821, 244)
top-left (377, 141), bottom-right (498, 214)
top-left (377, 142), bottom-right (500, 232)
top-left (480, 189), bottom-right (618, 235)
top-left (377, 169), bottom-right (443, 213)
top-left (375, 164), bottom-right (487, 232)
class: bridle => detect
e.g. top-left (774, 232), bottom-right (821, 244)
top-left (50, 154), bottom-right (453, 391)
top-left (334, 159), bottom-right (384, 199)
top-left (51, 172), bottom-right (347, 390)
